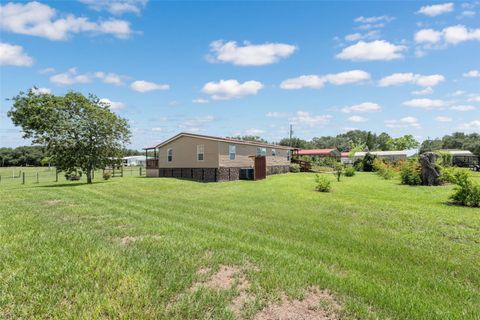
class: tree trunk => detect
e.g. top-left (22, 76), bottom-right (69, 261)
top-left (419, 152), bottom-right (442, 186)
top-left (86, 170), bottom-right (92, 184)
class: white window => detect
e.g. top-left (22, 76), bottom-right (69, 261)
top-left (272, 149), bottom-right (276, 157)
top-left (197, 144), bottom-right (204, 161)
top-left (256, 147), bottom-right (266, 156)
top-left (167, 148), bottom-right (173, 162)
top-left (229, 145), bottom-right (236, 160)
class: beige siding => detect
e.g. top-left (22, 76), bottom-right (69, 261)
top-left (218, 142), bottom-right (290, 168)
top-left (158, 136), bottom-right (219, 168)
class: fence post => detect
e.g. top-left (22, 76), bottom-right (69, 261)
top-left (140, 167), bottom-right (142, 176)
top-left (36, 172), bottom-right (39, 183)
top-left (55, 169), bottom-right (58, 182)
top-left (0, 175), bottom-right (2, 183)
top-left (121, 166), bottom-right (124, 177)
top-left (22, 172), bottom-right (25, 184)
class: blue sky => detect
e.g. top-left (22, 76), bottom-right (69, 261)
top-left (1, 1), bottom-right (479, 149)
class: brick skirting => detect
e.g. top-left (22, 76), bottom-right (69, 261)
top-left (150, 165), bottom-right (290, 182)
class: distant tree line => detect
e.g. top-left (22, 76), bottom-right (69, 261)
top-left (419, 132), bottom-right (480, 157)
top-left (0, 146), bottom-right (142, 167)
top-left (278, 130), bottom-right (419, 152)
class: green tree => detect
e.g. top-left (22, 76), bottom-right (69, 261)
top-left (420, 138), bottom-right (443, 153)
top-left (387, 135), bottom-right (419, 151)
top-left (279, 137), bottom-right (311, 149)
top-left (8, 90), bottom-right (131, 184)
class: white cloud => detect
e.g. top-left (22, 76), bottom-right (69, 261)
top-left (459, 119), bottom-right (480, 129)
top-left (451, 90), bottom-right (466, 96)
top-left (79, 0), bottom-right (148, 15)
top-left (31, 87), bottom-right (51, 95)
top-left (403, 98), bottom-right (447, 109)
top-left (354, 15), bottom-right (394, 24)
top-left (460, 10), bottom-right (476, 17)
top-left (345, 33), bottom-right (363, 41)
top-left (468, 95), bottom-right (480, 102)
top-left (412, 87), bottom-right (433, 95)
top-left (94, 72), bottom-right (125, 85)
top-left (38, 67), bottom-right (55, 74)
top-left (151, 127), bottom-right (166, 132)
top-left (415, 25), bottom-right (480, 46)
top-left (414, 29), bottom-right (443, 44)
top-left (266, 111), bottom-right (290, 118)
top-left (341, 102), bottom-right (381, 113)
top-left (201, 79), bottom-right (263, 100)
top-left (0, 42), bottom-right (33, 66)
top-left (245, 128), bottom-right (265, 135)
top-left (99, 98), bottom-right (126, 110)
top-left (435, 116), bottom-right (452, 122)
top-left (280, 70), bottom-right (370, 90)
top-left (192, 98), bottom-right (209, 104)
top-left (289, 111), bottom-right (332, 127)
top-left (50, 68), bottom-right (92, 85)
top-left (417, 3), bottom-right (454, 16)
top-left (179, 115), bottom-right (215, 132)
top-left (353, 16), bottom-right (394, 30)
top-left (463, 70), bottom-right (480, 78)
top-left (336, 40), bottom-right (407, 61)
top-left (450, 105), bottom-right (476, 111)
top-left (0, 1), bottom-right (132, 40)
top-left (130, 80), bottom-right (170, 92)
top-left (344, 30), bottom-right (380, 42)
top-left (280, 75), bottom-right (325, 89)
top-left (378, 73), bottom-right (445, 87)
top-left (443, 25), bottom-right (480, 44)
top-left (208, 40), bottom-right (297, 66)
top-left (385, 116), bottom-right (420, 128)
top-left (348, 115), bottom-right (368, 122)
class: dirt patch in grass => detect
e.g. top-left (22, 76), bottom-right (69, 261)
top-left (119, 236), bottom-right (138, 245)
top-left (254, 287), bottom-right (341, 320)
top-left (230, 291), bottom-right (256, 319)
top-left (115, 234), bottom-right (162, 246)
top-left (44, 199), bottom-right (63, 205)
top-left (192, 265), bottom-right (245, 290)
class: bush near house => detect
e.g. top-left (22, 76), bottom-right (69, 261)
top-left (289, 163), bottom-right (301, 173)
top-left (400, 158), bottom-right (422, 185)
top-left (344, 165), bottom-right (355, 177)
top-left (373, 158), bottom-right (395, 180)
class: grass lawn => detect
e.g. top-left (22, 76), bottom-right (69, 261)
top-left (1, 172), bottom-right (479, 319)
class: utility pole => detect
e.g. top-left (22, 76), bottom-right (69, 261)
top-left (289, 124), bottom-right (293, 146)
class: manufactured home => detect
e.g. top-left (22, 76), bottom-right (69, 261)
top-left (353, 151), bottom-right (408, 162)
top-left (144, 132), bottom-right (294, 182)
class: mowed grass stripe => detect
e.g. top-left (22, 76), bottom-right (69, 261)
top-left (1, 173), bottom-right (479, 319)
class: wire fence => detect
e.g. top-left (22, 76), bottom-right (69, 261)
top-left (0, 166), bottom-right (145, 186)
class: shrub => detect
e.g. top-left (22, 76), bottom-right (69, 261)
top-left (400, 159), bottom-right (422, 185)
top-left (373, 158), bottom-right (395, 180)
top-left (449, 172), bottom-right (480, 207)
top-left (103, 171), bottom-right (112, 180)
top-left (289, 163), bottom-right (301, 173)
top-left (353, 159), bottom-right (363, 171)
top-left (315, 174), bottom-right (332, 192)
top-left (344, 165), bottom-right (355, 177)
top-left (436, 151), bottom-right (453, 167)
top-left (362, 153), bottom-right (377, 172)
top-left (333, 163), bottom-right (343, 182)
top-left (441, 166), bottom-right (473, 184)
top-left (65, 169), bottom-right (82, 181)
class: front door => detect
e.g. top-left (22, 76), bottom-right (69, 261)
top-left (254, 156), bottom-right (266, 180)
